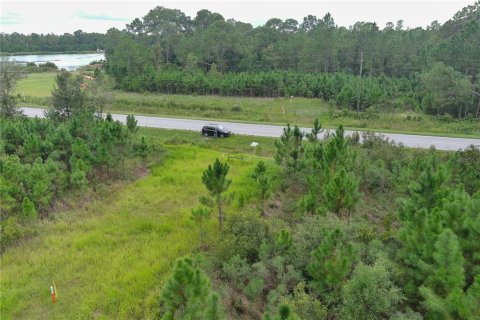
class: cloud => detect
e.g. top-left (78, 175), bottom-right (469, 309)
top-left (74, 11), bottom-right (129, 22)
top-left (0, 12), bottom-right (23, 25)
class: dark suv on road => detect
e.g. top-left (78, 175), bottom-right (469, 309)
top-left (201, 124), bottom-right (232, 137)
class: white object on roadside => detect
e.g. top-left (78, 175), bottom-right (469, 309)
top-left (250, 142), bottom-right (259, 147)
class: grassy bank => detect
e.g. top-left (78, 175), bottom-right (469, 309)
top-left (0, 135), bottom-right (262, 318)
top-left (15, 73), bottom-right (480, 137)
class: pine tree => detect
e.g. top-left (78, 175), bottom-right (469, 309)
top-left (162, 257), bottom-right (222, 319)
top-left (275, 124), bottom-right (294, 169)
top-left (306, 118), bottom-right (323, 142)
top-left (21, 197), bottom-right (37, 220)
top-left (126, 114), bottom-right (138, 134)
top-left (396, 162), bottom-right (452, 296)
top-left (46, 70), bottom-right (86, 122)
top-left (308, 229), bottom-right (356, 294)
top-left (275, 230), bottom-right (293, 255)
top-left (252, 161), bottom-right (272, 216)
top-left (419, 229), bottom-right (475, 319)
top-left (201, 158), bottom-right (232, 229)
top-left (322, 168), bottom-right (360, 220)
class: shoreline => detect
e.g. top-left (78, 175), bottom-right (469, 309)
top-left (0, 50), bottom-right (104, 56)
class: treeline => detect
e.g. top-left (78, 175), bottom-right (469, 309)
top-left (0, 65), bottom-right (149, 251)
top-left (105, 3), bottom-right (479, 78)
top-left (118, 68), bottom-right (420, 111)
top-left (160, 121), bottom-right (480, 319)
top-left (103, 3), bottom-right (480, 117)
top-left (0, 30), bottom-right (106, 53)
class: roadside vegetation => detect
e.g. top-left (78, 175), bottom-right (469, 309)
top-left (2, 3), bottom-right (480, 319)
top-left (14, 72), bottom-right (480, 137)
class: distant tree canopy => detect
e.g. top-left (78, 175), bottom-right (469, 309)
top-left (101, 4), bottom-right (479, 117)
top-left (0, 30), bottom-right (106, 53)
top-left (2, 3), bottom-right (480, 117)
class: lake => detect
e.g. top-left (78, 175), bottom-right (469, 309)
top-left (6, 52), bottom-right (105, 71)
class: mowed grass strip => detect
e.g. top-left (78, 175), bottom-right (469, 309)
top-left (1, 145), bottom-right (257, 319)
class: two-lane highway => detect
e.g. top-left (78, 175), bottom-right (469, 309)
top-left (21, 107), bottom-right (480, 151)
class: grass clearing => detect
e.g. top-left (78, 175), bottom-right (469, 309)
top-left (0, 140), bottom-right (263, 319)
top-left (15, 72), bottom-right (480, 137)
top-left (15, 72), bottom-right (56, 98)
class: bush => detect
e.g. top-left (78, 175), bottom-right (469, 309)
top-left (215, 211), bottom-right (270, 263)
top-left (291, 215), bottom-right (348, 272)
top-left (0, 217), bottom-right (23, 252)
top-left (340, 261), bottom-right (403, 320)
top-left (280, 282), bottom-right (327, 320)
top-left (362, 161), bottom-right (392, 193)
top-left (38, 61), bottom-right (57, 69)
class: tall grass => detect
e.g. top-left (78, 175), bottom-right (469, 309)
top-left (0, 145), bottom-right (260, 319)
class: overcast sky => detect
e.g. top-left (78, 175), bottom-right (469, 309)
top-left (0, 0), bottom-right (475, 34)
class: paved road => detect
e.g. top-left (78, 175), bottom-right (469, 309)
top-left (21, 107), bottom-right (480, 151)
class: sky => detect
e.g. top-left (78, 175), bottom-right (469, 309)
top-left (0, 0), bottom-right (475, 35)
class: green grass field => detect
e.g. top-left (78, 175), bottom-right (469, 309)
top-left (16, 72), bottom-right (56, 98)
top-left (15, 72), bottom-right (480, 137)
top-left (0, 135), bottom-right (264, 319)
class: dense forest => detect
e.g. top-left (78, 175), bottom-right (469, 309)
top-left (0, 31), bottom-right (106, 53)
top-left (101, 3), bottom-right (480, 117)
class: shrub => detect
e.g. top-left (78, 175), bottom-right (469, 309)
top-left (0, 217), bottom-right (23, 252)
top-left (291, 215), bottom-right (348, 272)
top-left (215, 211), bottom-right (270, 263)
top-left (340, 261), bottom-right (403, 320)
top-left (280, 282), bottom-right (327, 320)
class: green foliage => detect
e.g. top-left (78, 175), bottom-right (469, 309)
top-left (308, 229), bottom-right (356, 294)
top-left (126, 114), bottom-right (138, 134)
top-left (132, 136), bottom-right (150, 161)
top-left (0, 217), bottom-right (23, 252)
top-left (418, 229), bottom-right (479, 320)
top-left (340, 261), bottom-right (403, 320)
top-left (252, 160), bottom-right (272, 215)
top-left (216, 211), bottom-right (269, 262)
top-left (161, 257), bottom-right (223, 320)
top-left (274, 124), bottom-right (304, 174)
top-left (86, 72), bottom-right (113, 117)
top-left (46, 70), bottom-right (86, 122)
top-left (264, 303), bottom-right (299, 320)
top-left (0, 61), bottom-right (22, 118)
top-left (291, 214), bottom-right (347, 273)
top-left (201, 158), bottom-right (232, 229)
top-left (420, 63), bottom-right (473, 117)
top-left (252, 160), bottom-right (267, 179)
top-left (450, 145), bottom-right (480, 194)
top-left (306, 118), bottom-right (323, 142)
top-left (191, 206), bottom-right (211, 244)
top-left (280, 282), bottom-right (327, 320)
top-left (0, 31), bottom-right (107, 53)
top-left (0, 112), bottom-right (138, 243)
top-left (322, 168), bottom-right (360, 218)
top-left (275, 230), bottom-right (293, 255)
top-left (21, 197), bottom-right (37, 220)
top-left (296, 123), bottom-right (360, 218)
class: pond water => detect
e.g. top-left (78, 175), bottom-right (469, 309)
top-left (6, 52), bottom-right (105, 71)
